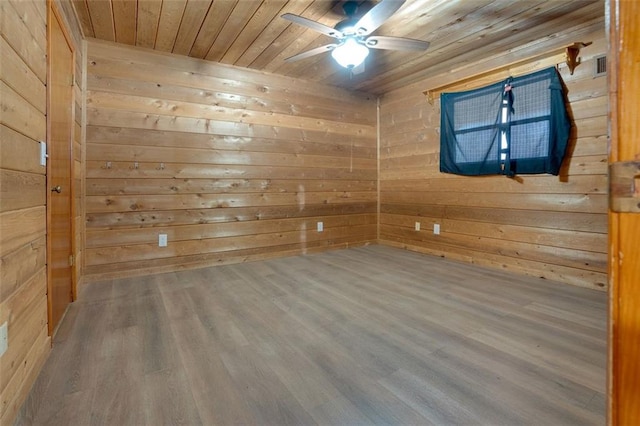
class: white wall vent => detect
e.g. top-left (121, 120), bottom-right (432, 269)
top-left (594, 55), bottom-right (607, 77)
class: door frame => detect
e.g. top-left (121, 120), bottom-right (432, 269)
top-left (46, 0), bottom-right (77, 335)
top-left (607, 0), bottom-right (640, 423)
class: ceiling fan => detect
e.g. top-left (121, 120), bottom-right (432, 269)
top-left (281, 0), bottom-right (429, 71)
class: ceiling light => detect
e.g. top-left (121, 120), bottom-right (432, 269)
top-left (331, 38), bottom-right (369, 69)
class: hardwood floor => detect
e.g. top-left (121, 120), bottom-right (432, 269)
top-left (16, 245), bottom-right (607, 425)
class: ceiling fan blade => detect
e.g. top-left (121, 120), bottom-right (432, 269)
top-left (284, 44), bottom-right (338, 63)
top-left (365, 36), bottom-right (430, 51)
top-left (281, 13), bottom-right (343, 38)
top-left (354, 0), bottom-right (406, 36)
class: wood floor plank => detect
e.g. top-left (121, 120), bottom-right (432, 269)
top-left (302, 340), bottom-right (428, 424)
top-left (378, 367), bottom-right (483, 425)
top-left (468, 326), bottom-right (605, 392)
top-left (142, 368), bottom-right (203, 425)
top-left (89, 325), bottom-right (146, 425)
top-left (217, 347), bottom-right (318, 425)
top-left (425, 346), bottom-right (603, 425)
top-left (17, 245), bottom-right (606, 425)
top-left (436, 336), bottom-right (604, 417)
top-left (167, 311), bottom-right (257, 425)
top-left (308, 395), bottom-right (372, 425)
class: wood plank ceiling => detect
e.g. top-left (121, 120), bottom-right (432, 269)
top-left (71, 0), bottom-right (604, 95)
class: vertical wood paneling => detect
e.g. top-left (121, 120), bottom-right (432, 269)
top-left (234, 0), bottom-right (314, 68)
top-left (188, 0), bottom-right (236, 59)
top-left (71, 0), bottom-right (94, 38)
top-left (204, 1), bottom-right (262, 62)
top-left (171, 0), bottom-right (211, 55)
top-left (111, 0), bottom-right (137, 45)
top-left (67, 0), bottom-right (604, 94)
top-left (154, 0), bottom-right (187, 52)
top-left (136, 0), bottom-right (162, 49)
top-left (85, 0), bottom-right (114, 41)
top-left (0, 1), bottom-right (49, 424)
top-left (219, 0), bottom-right (288, 65)
top-left (84, 40), bottom-right (377, 281)
top-left (379, 31), bottom-right (608, 290)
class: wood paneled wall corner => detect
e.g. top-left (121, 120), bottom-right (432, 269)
top-left (84, 39), bottom-right (378, 281)
top-left (0, 1), bottom-right (50, 424)
top-left (379, 30), bottom-right (608, 290)
top-left (77, 38), bottom-right (88, 290)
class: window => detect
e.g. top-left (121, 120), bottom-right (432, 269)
top-left (440, 67), bottom-right (571, 176)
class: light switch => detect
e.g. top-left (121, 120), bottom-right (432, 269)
top-left (40, 141), bottom-right (47, 166)
top-left (0, 322), bottom-right (7, 357)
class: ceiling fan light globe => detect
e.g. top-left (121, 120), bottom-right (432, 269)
top-left (331, 38), bottom-right (369, 69)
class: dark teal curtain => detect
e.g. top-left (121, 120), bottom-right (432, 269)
top-left (440, 66), bottom-right (571, 176)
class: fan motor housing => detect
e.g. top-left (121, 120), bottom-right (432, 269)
top-left (342, 1), bottom-right (359, 17)
top-left (335, 18), bottom-right (359, 34)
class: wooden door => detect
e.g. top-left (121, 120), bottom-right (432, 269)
top-left (608, 0), bottom-right (640, 424)
top-left (47, 4), bottom-right (75, 335)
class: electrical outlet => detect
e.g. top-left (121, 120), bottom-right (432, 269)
top-left (433, 223), bottom-right (441, 235)
top-left (414, 222), bottom-right (420, 231)
top-left (317, 222), bottom-right (324, 232)
top-left (158, 234), bottom-right (168, 247)
top-left (0, 321), bottom-right (8, 357)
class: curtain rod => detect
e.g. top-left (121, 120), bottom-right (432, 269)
top-left (423, 42), bottom-right (592, 105)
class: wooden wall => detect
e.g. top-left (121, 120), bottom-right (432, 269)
top-left (379, 31), bottom-right (608, 290)
top-left (0, 1), bottom-right (50, 423)
top-left (84, 40), bottom-right (377, 281)
top-left (1, 1), bottom-right (84, 424)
